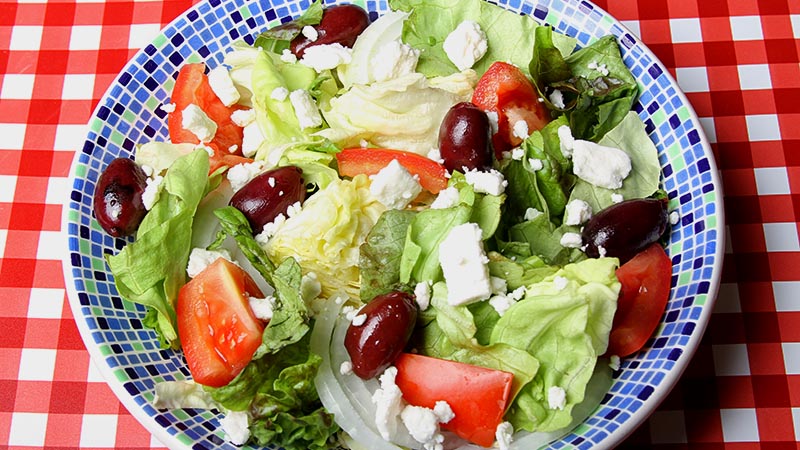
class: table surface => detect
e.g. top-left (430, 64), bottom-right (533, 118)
top-left (2, 0), bottom-right (799, 448)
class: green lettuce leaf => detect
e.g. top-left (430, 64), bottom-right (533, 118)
top-left (399, 204), bottom-right (472, 284)
top-left (253, 0), bottom-right (324, 54)
top-left (490, 257), bottom-right (620, 432)
top-left (106, 149), bottom-right (211, 348)
top-left (359, 209), bottom-right (417, 302)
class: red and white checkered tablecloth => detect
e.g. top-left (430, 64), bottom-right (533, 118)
top-left (1, 0), bottom-right (798, 448)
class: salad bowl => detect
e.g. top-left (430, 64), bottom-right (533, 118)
top-left (62, 0), bottom-right (724, 449)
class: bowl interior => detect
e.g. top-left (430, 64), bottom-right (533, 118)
top-left (63, 0), bottom-right (723, 449)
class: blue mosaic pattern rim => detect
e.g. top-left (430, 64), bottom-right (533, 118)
top-left (62, 0), bottom-right (725, 449)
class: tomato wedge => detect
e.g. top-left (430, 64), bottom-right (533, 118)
top-left (168, 63), bottom-right (244, 161)
top-left (472, 62), bottom-right (551, 158)
top-left (335, 148), bottom-right (449, 194)
top-left (607, 243), bottom-right (672, 357)
top-left (394, 353), bottom-right (514, 448)
top-left (176, 258), bottom-right (265, 387)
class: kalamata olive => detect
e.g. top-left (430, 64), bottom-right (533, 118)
top-left (229, 166), bottom-right (305, 233)
top-left (344, 291), bottom-right (418, 380)
top-left (290, 4), bottom-right (370, 58)
top-left (93, 157), bottom-right (148, 237)
top-left (438, 102), bottom-right (493, 173)
top-left (582, 198), bottom-right (669, 264)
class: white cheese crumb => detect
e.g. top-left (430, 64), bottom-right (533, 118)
top-left (558, 125), bottom-right (575, 158)
top-left (547, 386), bottom-right (567, 410)
top-left (495, 421), bottom-right (514, 450)
top-left (351, 313), bottom-right (367, 327)
top-left (186, 248), bottom-right (234, 278)
top-left (524, 207), bottom-right (543, 221)
top-left (549, 88), bottom-right (565, 109)
top-left (207, 66), bottom-right (240, 107)
top-left (485, 110), bottom-right (499, 135)
top-left (254, 213), bottom-right (287, 244)
top-left (511, 148), bottom-right (525, 160)
top-left (280, 48), bottom-right (298, 63)
top-left (369, 159), bottom-right (423, 210)
top-left (372, 367), bottom-right (405, 440)
top-left (564, 199), bottom-right (593, 226)
top-left (372, 39), bottom-right (421, 82)
top-left (401, 405), bottom-right (446, 450)
top-left (588, 60), bottom-right (610, 76)
top-left (414, 281), bottom-right (432, 311)
top-left (141, 175), bottom-right (163, 210)
top-left (301, 25), bottom-right (318, 42)
top-left (508, 286), bottom-right (526, 301)
top-left (512, 119), bottom-right (530, 140)
top-left (670, 210), bottom-right (680, 225)
top-left (227, 160), bottom-right (266, 192)
top-left (248, 295), bottom-right (276, 321)
top-left (611, 193), bottom-right (625, 204)
top-left (572, 140), bottom-right (632, 189)
top-left (430, 186), bottom-right (460, 209)
top-left (598, 245), bottom-right (608, 257)
top-left (427, 147), bottom-right (444, 164)
top-left (560, 232), bottom-right (583, 249)
top-left (220, 410), bottom-right (250, 446)
top-left (490, 276), bottom-right (508, 295)
top-left (464, 168), bottom-right (507, 196)
top-left (439, 223), bottom-right (492, 306)
top-left (267, 177), bottom-right (276, 188)
top-left (270, 86), bottom-right (289, 102)
top-left (609, 355), bottom-right (621, 371)
top-left (230, 108), bottom-right (255, 127)
top-left (160, 102), bottom-right (176, 113)
top-left (301, 43), bottom-right (353, 72)
top-left (289, 89), bottom-right (323, 129)
top-left (443, 20), bottom-right (488, 71)
top-left (489, 294), bottom-right (516, 317)
top-left (181, 104), bottom-right (217, 143)
top-left (340, 361), bottom-right (353, 375)
top-left (286, 201), bottom-right (303, 218)
top-left (553, 276), bottom-right (569, 291)
top-left (528, 158), bottom-right (544, 171)
top-left (433, 401), bottom-right (455, 424)
top-left (241, 121), bottom-right (265, 157)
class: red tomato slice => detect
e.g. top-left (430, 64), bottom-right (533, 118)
top-left (203, 143), bottom-right (254, 174)
top-left (176, 258), bottom-right (265, 387)
top-left (472, 62), bottom-right (551, 158)
top-left (335, 148), bottom-right (449, 194)
top-left (607, 243), bottom-right (672, 357)
top-left (394, 353), bottom-right (514, 448)
top-left (168, 63), bottom-right (244, 157)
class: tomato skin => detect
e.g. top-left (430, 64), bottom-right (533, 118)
top-left (607, 243), bottom-right (672, 357)
top-left (168, 63), bottom-right (244, 167)
top-left (176, 258), bottom-right (265, 387)
top-left (335, 148), bottom-right (449, 194)
top-left (472, 62), bottom-right (551, 159)
top-left (394, 353), bottom-right (514, 448)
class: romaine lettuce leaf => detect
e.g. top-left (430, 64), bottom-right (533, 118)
top-left (359, 209), bottom-right (417, 302)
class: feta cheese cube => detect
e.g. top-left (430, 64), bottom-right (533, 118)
top-left (438, 223), bottom-right (492, 306)
top-left (160, 102), bottom-right (176, 113)
top-left (369, 159), bottom-right (423, 210)
top-left (372, 39), bottom-right (421, 82)
top-left (464, 168), bottom-right (507, 196)
top-left (241, 121), bottom-right (265, 157)
top-left (670, 210), bottom-right (680, 225)
top-left (553, 275), bottom-right (569, 291)
top-left (340, 361), bottom-right (353, 375)
top-left (300, 43), bottom-right (353, 72)
top-left (181, 104), bottom-right (217, 143)
top-left (248, 295), bottom-right (276, 321)
top-left (564, 199), bottom-right (593, 226)
top-left (280, 48), bottom-right (298, 63)
top-left (560, 232), bottom-right (583, 249)
top-left (301, 25), bottom-right (318, 41)
top-left (207, 66), bottom-right (240, 107)
top-left (427, 147), bottom-right (444, 163)
top-left (611, 193), bottom-right (625, 204)
top-left (401, 405), bottom-right (445, 450)
top-left (524, 207), bottom-right (543, 221)
top-left (432, 401), bottom-right (454, 424)
top-left (547, 386), bottom-right (567, 410)
top-left (511, 148), bottom-right (525, 160)
top-left (227, 160), bottom-right (266, 192)
top-left (588, 60), bottom-right (610, 76)
top-left (572, 139), bottom-right (632, 189)
top-left (430, 186), bottom-right (460, 209)
top-left (442, 20), bottom-right (488, 71)
top-left (186, 248), bottom-right (234, 278)
top-left (485, 110), bottom-right (499, 135)
top-left (289, 89), bottom-right (323, 129)
top-left (528, 157), bottom-right (544, 171)
top-left (220, 410), bottom-right (250, 446)
top-left (230, 108), bottom-right (255, 127)
top-left (489, 294), bottom-right (516, 317)
top-left (270, 86), bottom-right (289, 102)
top-left (549, 88), bottom-right (565, 109)
top-left (609, 355), bottom-right (621, 371)
top-left (351, 313), bottom-right (367, 326)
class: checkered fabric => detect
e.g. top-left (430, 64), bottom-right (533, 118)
top-left (0, 0), bottom-right (798, 448)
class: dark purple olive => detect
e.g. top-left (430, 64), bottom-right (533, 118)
top-left (291, 4), bottom-right (370, 58)
top-left (93, 157), bottom-right (148, 237)
top-left (229, 166), bottom-right (305, 233)
top-left (344, 291), bottom-right (418, 379)
top-left (438, 102), bottom-right (493, 173)
top-left (582, 198), bottom-right (669, 264)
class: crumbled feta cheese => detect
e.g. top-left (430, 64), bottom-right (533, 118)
top-left (427, 147), bottom-right (444, 164)
top-left (372, 39), bottom-right (421, 82)
top-left (414, 281), bottom-right (431, 311)
top-left (495, 421), bottom-right (514, 450)
top-left (186, 248), bottom-right (234, 278)
top-left (524, 207), bottom-right (543, 221)
top-left (512, 120), bottom-right (530, 140)
top-left (241, 121), bottom-right (265, 157)
top-left (670, 210), bottom-right (680, 225)
top-left (270, 86), bottom-right (289, 102)
top-left (369, 159), bottom-right (423, 210)
top-left (553, 276), bottom-right (569, 291)
top-left (588, 61), bottom-right (610, 76)
top-left (489, 294), bottom-right (516, 316)
top-left (572, 140), bottom-right (632, 189)
top-left (439, 223), bottom-right (492, 306)
top-left (558, 125), bottom-right (575, 158)
top-left (485, 110), bottom-right (499, 135)
top-left (372, 367), bottom-right (405, 440)
top-left (230, 108), bottom-right (255, 127)
top-left (442, 20), bottom-right (488, 71)
top-left (142, 175), bottom-right (163, 210)
top-left (549, 88), bottom-right (565, 109)
top-left (508, 286), bottom-right (526, 301)
top-left (254, 213), bottom-right (286, 244)
top-left (433, 401), bottom-right (455, 424)
top-left (598, 245), bottom-right (608, 257)
top-left (301, 25), bottom-right (318, 41)
top-left (289, 89), bottom-right (323, 129)
top-left (207, 66), bottom-right (240, 107)
top-left (227, 160), bottom-right (266, 192)
top-left (490, 276), bottom-right (508, 295)
top-left (564, 199), bottom-right (593, 226)
top-left (611, 193), bottom-right (625, 204)
top-left (160, 102), bottom-right (176, 113)
top-left (430, 186), bottom-right (460, 209)
top-left (351, 313), bottom-right (367, 326)
top-left (220, 410), bottom-right (250, 446)
top-left (181, 104), bottom-right (217, 143)
top-left (511, 148), bottom-right (525, 160)
top-left (267, 177), bottom-right (276, 188)
top-left (280, 48), bottom-right (298, 63)
top-left (401, 405), bottom-right (445, 450)
top-left (548, 386), bottom-right (567, 410)
top-left (249, 295), bottom-right (276, 321)
top-left (464, 168), bottom-right (507, 196)
top-left (340, 361), bottom-right (353, 375)
top-left (609, 355), bottom-right (621, 371)
top-left (301, 43), bottom-right (353, 72)
top-left (286, 201), bottom-right (303, 218)
top-left (560, 232), bottom-right (583, 249)
top-left (528, 158), bottom-right (544, 171)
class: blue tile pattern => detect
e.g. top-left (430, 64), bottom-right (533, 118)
top-left (64, 0), bottom-right (723, 449)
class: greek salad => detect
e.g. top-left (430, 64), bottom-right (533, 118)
top-left (92, 0), bottom-right (677, 448)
